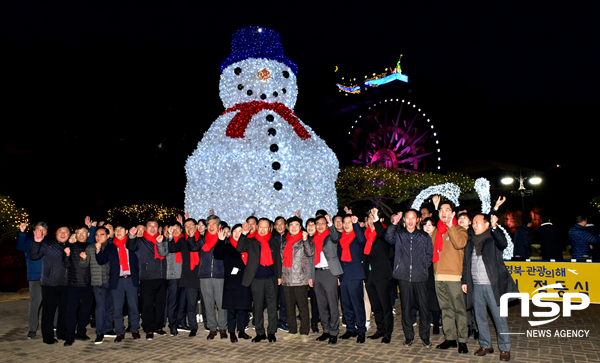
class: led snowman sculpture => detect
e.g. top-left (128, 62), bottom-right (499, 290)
top-left (184, 26), bottom-right (339, 223)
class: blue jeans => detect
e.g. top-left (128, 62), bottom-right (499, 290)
top-left (473, 284), bottom-right (511, 351)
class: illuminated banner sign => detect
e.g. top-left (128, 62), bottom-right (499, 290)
top-left (505, 261), bottom-right (597, 304)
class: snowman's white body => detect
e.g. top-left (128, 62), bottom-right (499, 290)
top-left (184, 58), bottom-right (339, 223)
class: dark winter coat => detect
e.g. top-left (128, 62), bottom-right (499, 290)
top-left (536, 223), bottom-right (563, 261)
top-left (96, 243), bottom-right (140, 290)
top-left (236, 234), bottom-right (282, 287)
top-left (462, 227), bottom-right (519, 309)
top-left (29, 240), bottom-right (69, 287)
top-left (194, 234), bottom-right (225, 279)
top-left (513, 225), bottom-right (531, 259)
top-left (126, 236), bottom-right (167, 280)
top-left (214, 238), bottom-right (252, 310)
top-left (362, 221), bottom-right (394, 282)
top-left (385, 224), bottom-right (432, 283)
top-left (80, 242), bottom-right (110, 286)
top-left (164, 235), bottom-right (201, 288)
top-left (63, 242), bottom-right (92, 287)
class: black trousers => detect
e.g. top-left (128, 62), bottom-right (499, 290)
top-left (399, 280), bottom-right (430, 341)
top-left (308, 285), bottom-right (320, 325)
top-left (41, 285), bottom-right (68, 342)
top-left (66, 285), bottom-right (94, 339)
top-left (366, 277), bottom-right (394, 336)
top-left (250, 278), bottom-right (278, 335)
top-left (139, 279), bottom-right (167, 333)
top-left (283, 285), bottom-right (310, 335)
top-left (185, 288), bottom-right (199, 330)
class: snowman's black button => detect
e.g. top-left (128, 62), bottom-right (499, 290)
top-left (237, 84), bottom-right (244, 90)
top-left (272, 162), bottom-right (280, 170)
top-left (247, 90), bottom-right (253, 96)
top-left (270, 144), bottom-right (278, 152)
top-left (234, 67), bottom-right (242, 75)
top-left (260, 94), bottom-right (267, 100)
top-left (282, 71), bottom-right (289, 78)
top-left (274, 182), bottom-right (283, 190)
top-left (268, 128), bottom-right (276, 136)
top-left (272, 91), bottom-right (278, 97)
top-left (282, 88), bottom-right (287, 94)
top-left (266, 115), bottom-right (274, 122)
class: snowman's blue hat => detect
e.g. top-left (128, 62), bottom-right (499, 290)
top-left (220, 26), bottom-right (298, 75)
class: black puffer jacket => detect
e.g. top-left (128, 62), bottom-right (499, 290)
top-left (385, 225), bottom-right (432, 283)
top-left (63, 242), bottom-right (92, 287)
top-left (126, 236), bottom-right (167, 280)
top-left (30, 240), bottom-right (69, 287)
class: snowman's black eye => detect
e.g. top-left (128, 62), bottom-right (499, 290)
top-left (282, 71), bottom-right (289, 78)
top-left (237, 84), bottom-right (244, 90)
top-left (282, 88), bottom-right (287, 94)
top-left (234, 67), bottom-right (242, 75)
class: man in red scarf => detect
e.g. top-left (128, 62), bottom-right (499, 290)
top-left (272, 216), bottom-right (289, 332)
top-left (96, 224), bottom-right (141, 342)
top-left (311, 214), bottom-right (343, 344)
top-left (336, 214), bottom-right (367, 343)
top-left (237, 218), bottom-right (282, 343)
top-left (126, 218), bottom-right (168, 340)
top-left (432, 201), bottom-right (468, 354)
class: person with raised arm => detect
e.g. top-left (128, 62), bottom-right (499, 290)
top-left (96, 223), bottom-right (141, 342)
top-left (126, 219), bottom-right (167, 340)
top-left (214, 224), bottom-right (253, 342)
top-left (30, 226), bottom-right (72, 344)
top-left (236, 218), bottom-right (282, 343)
top-left (336, 214), bottom-right (367, 343)
top-left (311, 214), bottom-right (343, 344)
top-left (16, 221), bottom-right (49, 339)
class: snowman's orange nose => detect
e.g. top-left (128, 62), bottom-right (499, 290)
top-left (257, 68), bottom-right (271, 81)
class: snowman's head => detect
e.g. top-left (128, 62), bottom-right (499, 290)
top-left (220, 58), bottom-right (298, 109)
top-left (220, 26), bottom-right (298, 110)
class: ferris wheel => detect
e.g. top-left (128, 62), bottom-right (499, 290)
top-left (348, 98), bottom-right (442, 171)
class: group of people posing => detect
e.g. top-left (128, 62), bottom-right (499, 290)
top-left (16, 196), bottom-right (516, 361)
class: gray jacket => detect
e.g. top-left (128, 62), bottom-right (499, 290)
top-left (157, 239), bottom-right (182, 280)
top-left (281, 235), bottom-right (315, 286)
top-left (309, 225), bottom-right (344, 278)
top-left (80, 243), bottom-right (110, 287)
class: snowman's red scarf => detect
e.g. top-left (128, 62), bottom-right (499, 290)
top-left (223, 101), bottom-right (311, 139)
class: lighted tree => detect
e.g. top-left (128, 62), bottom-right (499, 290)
top-left (336, 166), bottom-right (474, 219)
top-left (107, 204), bottom-right (183, 225)
top-left (0, 195), bottom-right (29, 246)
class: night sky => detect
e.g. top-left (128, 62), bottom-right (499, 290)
top-left (1, 1), bottom-right (599, 225)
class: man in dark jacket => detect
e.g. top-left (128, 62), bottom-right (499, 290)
top-left (16, 221), bottom-right (48, 339)
top-left (272, 216), bottom-right (289, 331)
top-left (461, 214), bottom-right (517, 362)
top-left (126, 218), bottom-right (168, 340)
top-left (513, 218), bottom-right (532, 260)
top-left (336, 215), bottom-right (367, 343)
top-left (363, 209), bottom-right (394, 344)
top-left (568, 214), bottom-right (600, 260)
top-left (237, 218), bottom-right (282, 343)
top-left (63, 226), bottom-right (94, 346)
top-left (30, 226), bottom-right (71, 345)
top-left (96, 223), bottom-right (141, 342)
top-left (386, 209), bottom-right (433, 347)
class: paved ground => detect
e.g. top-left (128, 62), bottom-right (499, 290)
top-left (0, 294), bottom-right (598, 363)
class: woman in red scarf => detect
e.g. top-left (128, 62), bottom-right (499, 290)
top-left (281, 216), bottom-right (314, 343)
top-left (213, 224), bottom-right (252, 343)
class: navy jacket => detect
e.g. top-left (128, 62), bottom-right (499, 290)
top-left (16, 232), bottom-right (48, 281)
top-left (30, 240), bottom-right (69, 287)
top-left (126, 236), bottom-right (167, 280)
top-left (569, 224), bottom-right (600, 259)
top-left (335, 223), bottom-right (366, 281)
top-left (385, 224), bottom-right (432, 283)
top-left (193, 234), bottom-right (225, 279)
top-left (63, 242), bottom-right (91, 287)
top-left (96, 243), bottom-right (140, 290)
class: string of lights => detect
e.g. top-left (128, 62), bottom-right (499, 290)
top-left (107, 204), bottom-right (182, 224)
